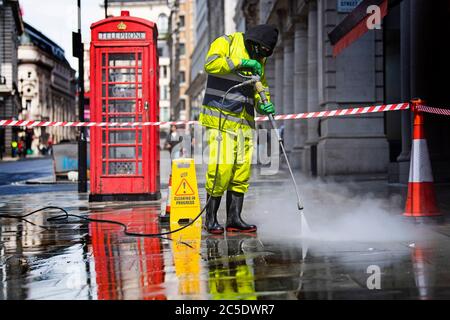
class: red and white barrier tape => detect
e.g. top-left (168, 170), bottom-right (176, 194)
top-left (256, 103), bottom-right (410, 121)
top-left (417, 105), bottom-right (450, 116)
top-left (0, 103), bottom-right (410, 128)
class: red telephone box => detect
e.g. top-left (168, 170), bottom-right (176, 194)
top-left (89, 11), bottom-right (160, 202)
top-left (90, 207), bottom-right (166, 299)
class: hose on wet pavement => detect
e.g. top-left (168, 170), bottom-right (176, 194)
top-left (0, 81), bottom-right (241, 241)
top-left (0, 205), bottom-right (195, 248)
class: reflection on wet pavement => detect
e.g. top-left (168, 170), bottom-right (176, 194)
top-left (206, 234), bottom-right (259, 300)
top-left (90, 207), bottom-right (166, 300)
top-left (1, 185), bottom-right (450, 300)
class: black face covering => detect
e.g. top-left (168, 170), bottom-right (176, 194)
top-left (244, 24), bottom-right (279, 60)
top-left (245, 40), bottom-right (271, 60)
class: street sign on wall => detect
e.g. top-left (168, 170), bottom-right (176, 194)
top-left (337, 0), bottom-right (363, 13)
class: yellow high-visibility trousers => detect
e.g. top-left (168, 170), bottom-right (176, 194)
top-left (205, 128), bottom-right (253, 197)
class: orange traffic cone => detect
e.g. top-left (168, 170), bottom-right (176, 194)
top-left (411, 246), bottom-right (435, 300)
top-left (166, 173), bottom-right (172, 215)
top-left (160, 173), bottom-right (172, 222)
top-left (159, 173), bottom-right (172, 222)
top-left (403, 98), bottom-right (441, 218)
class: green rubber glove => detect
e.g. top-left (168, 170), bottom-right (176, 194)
top-left (240, 59), bottom-right (262, 76)
top-left (257, 102), bottom-right (275, 115)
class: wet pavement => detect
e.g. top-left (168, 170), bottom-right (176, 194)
top-left (0, 157), bottom-right (52, 184)
top-left (1, 153), bottom-right (450, 300)
top-left (1, 177), bottom-right (450, 300)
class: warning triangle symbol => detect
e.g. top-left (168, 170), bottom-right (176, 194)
top-left (174, 178), bottom-right (195, 196)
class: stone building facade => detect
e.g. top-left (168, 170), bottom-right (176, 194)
top-left (186, 0), bottom-right (237, 121)
top-left (258, 0), bottom-right (388, 178)
top-left (168, 0), bottom-right (195, 121)
top-left (0, 0), bottom-right (23, 157)
top-left (18, 23), bottom-right (77, 151)
top-left (106, 0), bottom-right (172, 124)
top-left (383, 0), bottom-right (450, 183)
top-left (235, 0), bottom-right (450, 182)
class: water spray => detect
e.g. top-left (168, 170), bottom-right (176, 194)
top-left (253, 77), bottom-right (312, 238)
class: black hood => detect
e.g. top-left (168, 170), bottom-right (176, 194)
top-left (244, 24), bottom-right (279, 57)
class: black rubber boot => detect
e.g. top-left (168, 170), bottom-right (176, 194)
top-left (205, 194), bottom-right (224, 234)
top-left (226, 191), bottom-right (257, 233)
top-left (206, 237), bottom-right (222, 260)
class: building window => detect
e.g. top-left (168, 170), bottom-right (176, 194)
top-left (158, 13), bottom-right (168, 34)
top-left (160, 85), bottom-right (169, 101)
top-left (25, 100), bottom-right (31, 110)
top-left (163, 66), bottom-right (168, 78)
top-left (179, 71), bottom-right (185, 84)
top-left (158, 43), bottom-right (168, 57)
top-left (179, 43), bottom-right (185, 56)
top-left (179, 99), bottom-right (186, 111)
top-left (179, 15), bottom-right (185, 28)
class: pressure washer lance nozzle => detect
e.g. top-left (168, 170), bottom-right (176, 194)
top-left (255, 81), bottom-right (268, 104)
top-left (255, 80), bottom-right (305, 213)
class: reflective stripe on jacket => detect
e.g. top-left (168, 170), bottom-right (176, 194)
top-left (200, 32), bottom-right (271, 134)
top-left (203, 73), bottom-right (254, 115)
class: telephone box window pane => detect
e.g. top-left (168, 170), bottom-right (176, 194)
top-left (102, 69), bottom-right (106, 82)
top-left (137, 85), bottom-right (142, 98)
top-left (102, 53), bottom-right (106, 66)
top-left (109, 53), bottom-right (136, 67)
top-left (106, 100), bottom-right (135, 113)
top-left (138, 53), bottom-right (142, 66)
top-left (106, 116), bottom-right (135, 123)
top-left (138, 162), bottom-right (142, 175)
top-left (109, 162), bottom-right (136, 175)
top-left (109, 68), bottom-right (135, 82)
top-left (106, 130), bottom-right (141, 144)
top-left (102, 84), bottom-right (106, 97)
top-left (109, 146), bottom-right (136, 159)
top-left (109, 84), bottom-right (136, 97)
top-left (137, 132), bottom-right (142, 143)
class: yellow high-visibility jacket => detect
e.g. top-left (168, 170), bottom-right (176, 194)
top-left (199, 32), bottom-right (272, 135)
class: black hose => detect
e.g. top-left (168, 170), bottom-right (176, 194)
top-left (0, 206), bottom-right (194, 248)
top-left (0, 81), bottom-right (240, 240)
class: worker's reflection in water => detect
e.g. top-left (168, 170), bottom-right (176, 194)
top-left (206, 234), bottom-right (257, 300)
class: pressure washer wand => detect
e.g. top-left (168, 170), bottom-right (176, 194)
top-left (255, 81), bottom-right (304, 211)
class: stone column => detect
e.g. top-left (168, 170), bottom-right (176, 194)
top-left (317, 0), bottom-right (389, 177)
top-left (397, 0), bottom-right (412, 183)
top-left (264, 54), bottom-right (276, 92)
top-left (282, 33), bottom-right (294, 152)
top-left (410, 0), bottom-right (431, 99)
top-left (274, 47), bottom-right (284, 121)
top-left (303, 3), bottom-right (319, 175)
top-left (263, 55), bottom-right (275, 131)
top-left (292, 21), bottom-right (308, 169)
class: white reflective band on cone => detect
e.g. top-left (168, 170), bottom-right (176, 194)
top-left (409, 139), bottom-right (434, 183)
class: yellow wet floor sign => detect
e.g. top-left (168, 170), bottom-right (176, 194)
top-left (171, 220), bottom-right (202, 296)
top-left (175, 178), bottom-right (195, 196)
top-left (170, 158), bottom-right (201, 226)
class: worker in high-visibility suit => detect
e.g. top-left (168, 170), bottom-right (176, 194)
top-left (207, 236), bottom-right (257, 300)
top-left (200, 24), bottom-right (279, 234)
